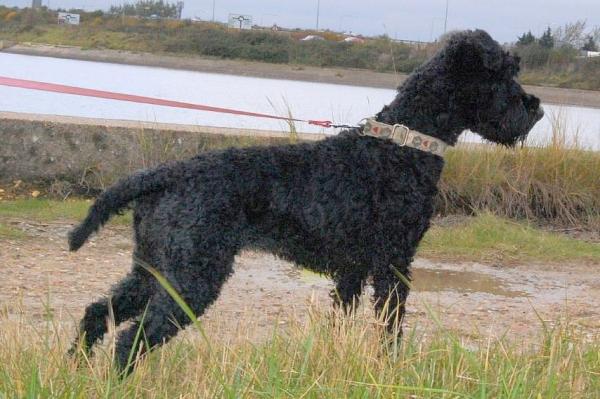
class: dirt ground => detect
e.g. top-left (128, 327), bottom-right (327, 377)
top-left (1, 218), bottom-right (599, 345)
top-left (4, 43), bottom-right (600, 109)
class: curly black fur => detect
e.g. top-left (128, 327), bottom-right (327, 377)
top-left (68, 30), bottom-right (544, 371)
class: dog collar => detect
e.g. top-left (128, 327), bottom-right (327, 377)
top-left (362, 119), bottom-right (447, 157)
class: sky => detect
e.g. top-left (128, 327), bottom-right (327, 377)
top-left (2, 0), bottom-right (599, 43)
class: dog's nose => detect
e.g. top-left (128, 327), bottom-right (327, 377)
top-left (536, 106), bottom-right (545, 121)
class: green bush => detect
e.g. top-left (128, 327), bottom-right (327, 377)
top-left (514, 43), bottom-right (552, 68)
top-left (547, 45), bottom-right (579, 67)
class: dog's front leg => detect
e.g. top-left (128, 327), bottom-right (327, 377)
top-left (371, 262), bottom-right (411, 337)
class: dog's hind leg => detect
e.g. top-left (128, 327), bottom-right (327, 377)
top-left (69, 265), bottom-right (153, 356)
top-left (113, 232), bottom-right (239, 373)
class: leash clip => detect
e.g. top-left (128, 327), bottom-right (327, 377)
top-left (308, 120), bottom-right (333, 128)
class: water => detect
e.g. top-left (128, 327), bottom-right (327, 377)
top-left (410, 268), bottom-right (529, 298)
top-left (1, 52), bottom-right (599, 150)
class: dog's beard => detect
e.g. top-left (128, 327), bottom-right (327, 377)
top-left (477, 103), bottom-right (542, 147)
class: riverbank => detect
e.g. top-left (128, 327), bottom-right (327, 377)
top-left (4, 43), bottom-right (600, 109)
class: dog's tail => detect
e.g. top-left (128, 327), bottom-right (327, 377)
top-left (68, 162), bottom-right (181, 251)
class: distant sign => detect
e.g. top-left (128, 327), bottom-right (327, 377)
top-left (228, 14), bottom-right (252, 30)
top-left (58, 12), bottom-right (80, 25)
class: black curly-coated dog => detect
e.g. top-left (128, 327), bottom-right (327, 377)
top-left (68, 30), bottom-right (543, 370)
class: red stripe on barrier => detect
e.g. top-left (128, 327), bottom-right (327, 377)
top-left (0, 76), bottom-right (334, 127)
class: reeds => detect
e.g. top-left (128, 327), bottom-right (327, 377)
top-left (437, 113), bottom-right (599, 228)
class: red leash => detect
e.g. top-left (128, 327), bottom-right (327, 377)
top-left (0, 76), bottom-right (338, 128)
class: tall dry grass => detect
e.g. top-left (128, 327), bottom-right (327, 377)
top-left (1, 300), bottom-right (598, 398)
top-left (437, 113), bottom-right (600, 228)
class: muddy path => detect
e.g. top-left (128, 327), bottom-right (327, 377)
top-left (1, 218), bottom-right (599, 344)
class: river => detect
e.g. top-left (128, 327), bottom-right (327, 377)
top-left (1, 52), bottom-right (598, 149)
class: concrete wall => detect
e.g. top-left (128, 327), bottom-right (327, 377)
top-left (0, 112), bottom-right (299, 192)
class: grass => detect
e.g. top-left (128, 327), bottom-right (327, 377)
top-left (520, 65), bottom-right (600, 91)
top-left (420, 213), bottom-right (600, 263)
top-left (0, 198), bottom-right (131, 225)
top-left (0, 302), bottom-right (598, 398)
top-left (438, 120), bottom-right (600, 228)
top-left (1, 199), bottom-right (598, 264)
top-left (0, 222), bottom-right (26, 239)
top-left (133, 129), bottom-right (289, 171)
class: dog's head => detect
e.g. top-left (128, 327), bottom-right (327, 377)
top-left (439, 30), bottom-right (544, 145)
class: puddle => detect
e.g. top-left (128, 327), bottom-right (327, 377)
top-left (293, 266), bottom-right (529, 298)
top-left (412, 268), bottom-right (530, 298)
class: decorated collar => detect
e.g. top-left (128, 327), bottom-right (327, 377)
top-left (362, 119), bottom-right (447, 157)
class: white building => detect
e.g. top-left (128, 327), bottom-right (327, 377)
top-left (581, 50), bottom-right (600, 58)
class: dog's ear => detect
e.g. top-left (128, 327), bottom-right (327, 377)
top-left (445, 30), bottom-right (504, 73)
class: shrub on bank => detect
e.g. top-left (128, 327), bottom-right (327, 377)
top-left (2, 6), bottom-right (600, 88)
top-left (0, 7), bottom-right (427, 73)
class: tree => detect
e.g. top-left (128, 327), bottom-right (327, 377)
top-left (553, 20), bottom-right (586, 48)
top-left (582, 35), bottom-right (598, 51)
top-left (592, 26), bottom-right (600, 47)
top-left (539, 27), bottom-right (554, 49)
top-left (517, 31), bottom-right (536, 46)
top-left (109, 0), bottom-right (178, 18)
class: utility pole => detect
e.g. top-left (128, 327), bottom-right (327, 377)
top-left (316, 0), bottom-right (320, 30)
top-left (212, 0), bottom-right (216, 22)
top-left (444, 0), bottom-right (449, 34)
